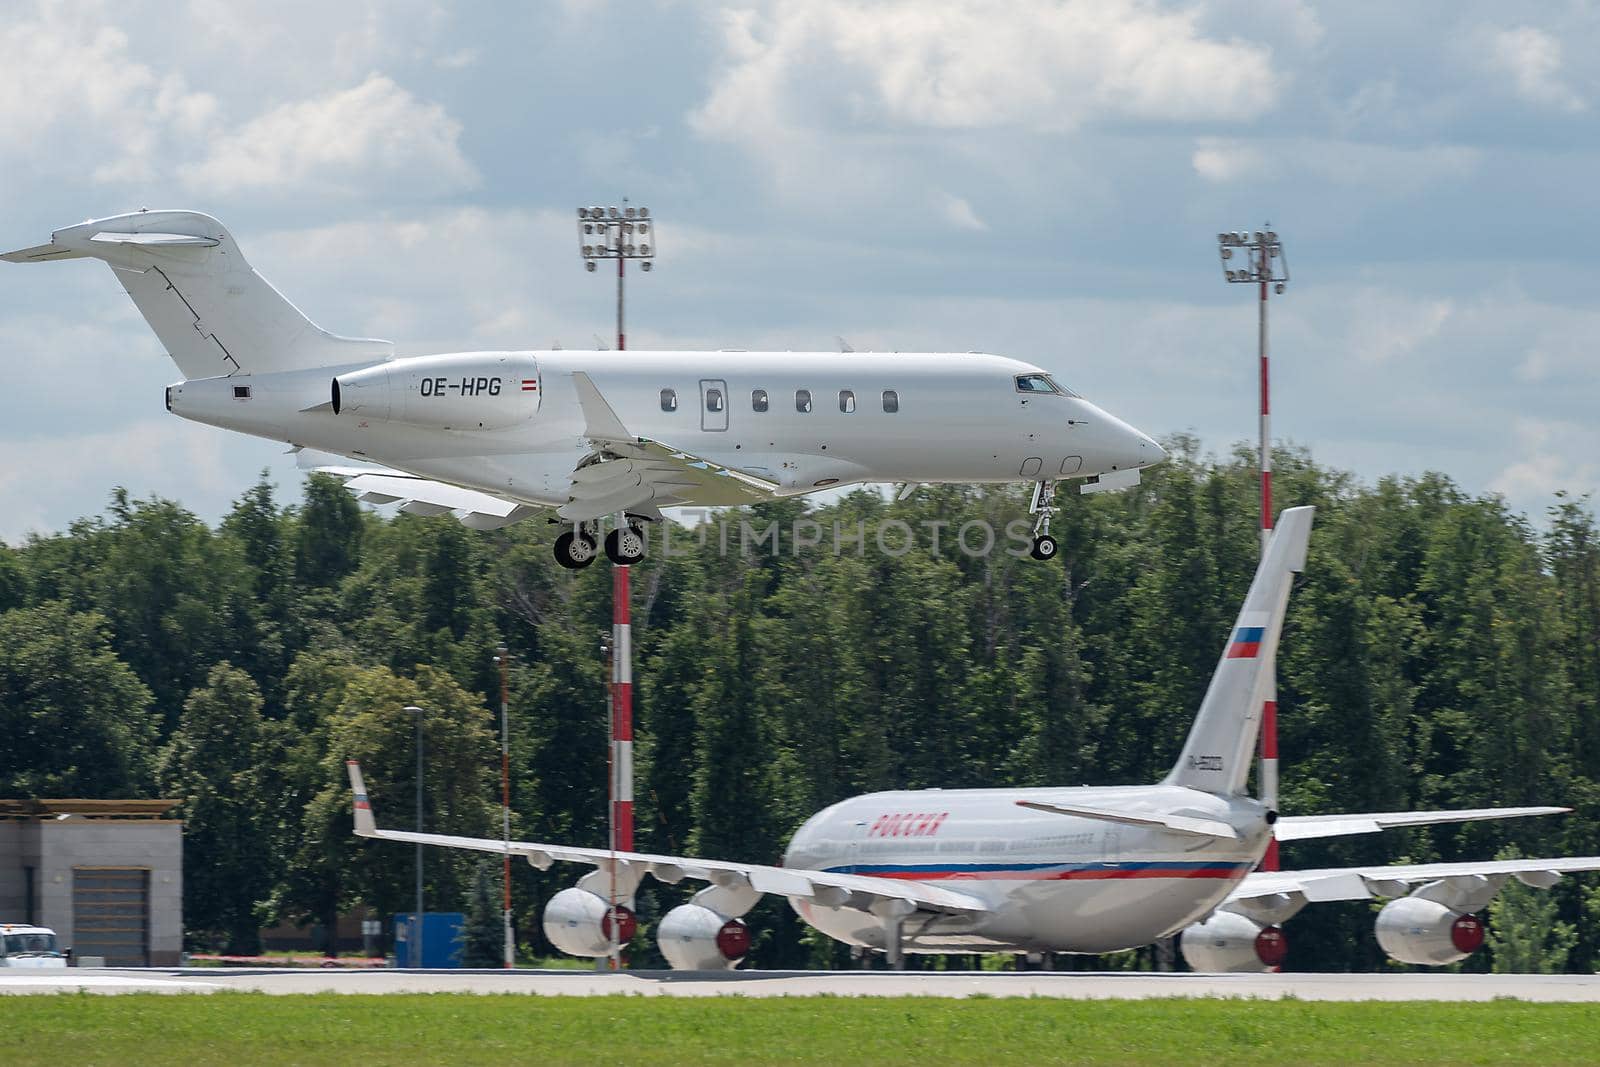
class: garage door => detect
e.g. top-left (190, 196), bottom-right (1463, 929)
top-left (73, 868), bottom-right (149, 966)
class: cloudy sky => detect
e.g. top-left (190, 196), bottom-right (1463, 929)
top-left (2, 0), bottom-right (1597, 541)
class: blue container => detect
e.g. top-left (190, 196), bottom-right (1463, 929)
top-left (392, 912), bottom-right (465, 968)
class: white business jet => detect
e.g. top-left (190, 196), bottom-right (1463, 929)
top-left (345, 506), bottom-right (1600, 970)
top-left (3, 210), bottom-right (1164, 567)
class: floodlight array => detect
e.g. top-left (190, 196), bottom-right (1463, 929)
top-left (578, 206), bottom-right (655, 272)
top-left (1217, 229), bottom-right (1288, 292)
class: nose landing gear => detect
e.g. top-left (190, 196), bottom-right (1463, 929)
top-left (1028, 480), bottom-right (1058, 561)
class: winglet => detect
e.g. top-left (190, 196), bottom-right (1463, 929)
top-left (570, 371), bottom-right (634, 444)
top-left (346, 760), bottom-right (378, 837)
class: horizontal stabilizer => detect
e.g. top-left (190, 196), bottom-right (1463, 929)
top-left (1275, 806), bottom-right (1569, 842)
top-left (0, 242), bottom-right (87, 263)
top-left (1016, 799), bottom-right (1240, 841)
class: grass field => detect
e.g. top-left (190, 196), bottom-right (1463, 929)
top-left (10, 994), bottom-right (1600, 1066)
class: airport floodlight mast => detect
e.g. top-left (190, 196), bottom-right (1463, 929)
top-left (577, 203), bottom-right (655, 351)
top-left (1217, 226), bottom-right (1289, 872)
top-left (578, 201), bottom-right (652, 968)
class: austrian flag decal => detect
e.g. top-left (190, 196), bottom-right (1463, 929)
top-left (521, 378), bottom-right (538, 392)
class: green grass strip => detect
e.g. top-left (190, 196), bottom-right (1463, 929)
top-left (9, 994), bottom-right (1600, 1066)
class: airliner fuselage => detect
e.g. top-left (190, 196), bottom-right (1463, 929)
top-left (784, 785), bottom-right (1268, 954)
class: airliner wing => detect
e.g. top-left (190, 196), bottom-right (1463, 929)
top-left (1273, 806), bottom-right (1569, 842)
top-left (561, 372), bottom-right (780, 520)
top-left (298, 449), bottom-right (538, 530)
top-left (346, 762), bottom-right (987, 915)
top-left (1228, 856), bottom-right (1600, 908)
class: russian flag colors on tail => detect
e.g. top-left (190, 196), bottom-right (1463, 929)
top-left (1165, 507), bottom-right (1314, 797)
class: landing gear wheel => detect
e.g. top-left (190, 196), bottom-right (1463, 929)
top-left (604, 526), bottom-right (646, 565)
top-left (554, 530), bottom-right (598, 569)
top-left (1030, 534), bottom-right (1058, 561)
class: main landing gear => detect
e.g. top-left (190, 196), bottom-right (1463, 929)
top-left (553, 518), bottom-right (646, 569)
top-left (1028, 480), bottom-right (1058, 561)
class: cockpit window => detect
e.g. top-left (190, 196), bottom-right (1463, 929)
top-left (1014, 373), bottom-right (1079, 398)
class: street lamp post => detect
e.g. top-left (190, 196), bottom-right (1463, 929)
top-left (1217, 226), bottom-right (1289, 871)
top-left (493, 649), bottom-right (514, 969)
top-left (577, 203), bottom-right (656, 351)
top-left (404, 704), bottom-right (425, 961)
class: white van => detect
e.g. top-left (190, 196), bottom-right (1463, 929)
top-left (0, 925), bottom-right (68, 968)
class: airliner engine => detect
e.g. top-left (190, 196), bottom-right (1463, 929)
top-left (332, 352), bottom-right (538, 431)
top-left (1374, 896), bottom-right (1485, 966)
top-left (657, 904), bottom-right (751, 971)
top-left (541, 887), bottom-right (635, 958)
top-left (1179, 911), bottom-right (1288, 972)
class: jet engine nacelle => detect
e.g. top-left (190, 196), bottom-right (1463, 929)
top-left (1374, 896), bottom-right (1486, 966)
top-left (541, 887), bottom-right (635, 958)
top-left (657, 904), bottom-right (751, 970)
top-left (332, 352), bottom-right (538, 431)
top-left (1179, 911), bottom-right (1288, 973)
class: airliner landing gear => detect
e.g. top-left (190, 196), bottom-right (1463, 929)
top-left (1028, 480), bottom-right (1059, 561)
top-left (554, 527), bottom-right (598, 569)
top-left (604, 524), bottom-right (646, 566)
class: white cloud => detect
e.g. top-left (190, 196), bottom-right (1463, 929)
top-left (1490, 417), bottom-right (1600, 508)
top-left (0, 1), bottom-right (217, 184)
top-left (1191, 138), bottom-right (1272, 182)
top-left (933, 192), bottom-right (988, 231)
top-left (1485, 26), bottom-right (1586, 113)
top-left (179, 74), bottom-right (478, 198)
top-left (693, 0), bottom-right (1281, 145)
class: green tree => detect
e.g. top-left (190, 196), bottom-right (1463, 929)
top-left (161, 663), bottom-right (271, 953)
top-left (0, 601), bottom-right (157, 797)
top-left (1489, 849), bottom-right (1578, 973)
top-left (295, 474), bottom-right (364, 588)
top-left (462, 860), bottom-right (503, 967)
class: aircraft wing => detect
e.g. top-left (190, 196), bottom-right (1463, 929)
top-left (297, 449), bottom-right (538, 530)
top-left (1227, 856), bottom-right (1600, 909)
top-left (346, 762), bottom-right (987, 915)
top-left (561, 371), bottom-right (780, 521)
top-left (1273, 806), bottom-right (1570, 842)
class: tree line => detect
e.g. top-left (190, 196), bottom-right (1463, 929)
top-left (1, 437), bottom-right (1598, 972)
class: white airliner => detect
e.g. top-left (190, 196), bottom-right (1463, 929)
top-left (345, 506), bottom-right (1600, 971)
top-left (3, 210), bottom-right (1164, 567)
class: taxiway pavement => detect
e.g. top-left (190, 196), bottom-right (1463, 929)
top-left (3, 968), bottom-right (1600, 1000)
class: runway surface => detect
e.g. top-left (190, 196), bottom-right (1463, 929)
top-left (4, 968), bottom-right (1600, 1000)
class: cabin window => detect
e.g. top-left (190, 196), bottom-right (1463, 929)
top-left (796, 389), bottom-right (813, 413)
top-left (882, 389), bottom-right (899, 413)
top-left (660, 388), bottom-right (678, 412)
top-left (839, 389), bottom-right (856, 413)
top-left (752, 388), bottom-right (769, 412)
top-left (233, 385), bottom-right (252, 399)
top-left (706, 387), bottom-right (724, 413)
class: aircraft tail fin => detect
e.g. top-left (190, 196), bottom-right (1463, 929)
top-left (346, 760), bottom-right (378, 838)
top-left (1165, 506), bottom-right (1314, 796)
top-left (2, 210), bottom-right (390, 378)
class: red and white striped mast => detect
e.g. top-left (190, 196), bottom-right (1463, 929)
top-left (579, 201), bottom-right (654, 967)
top-left (1218, 226), bottom-right (1288, 870)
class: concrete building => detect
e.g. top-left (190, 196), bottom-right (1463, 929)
top-left (0, 800), bottom-right (183, 966)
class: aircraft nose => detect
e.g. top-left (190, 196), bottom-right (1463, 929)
top-left (1139, 433), bottom-right (1167, 468)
